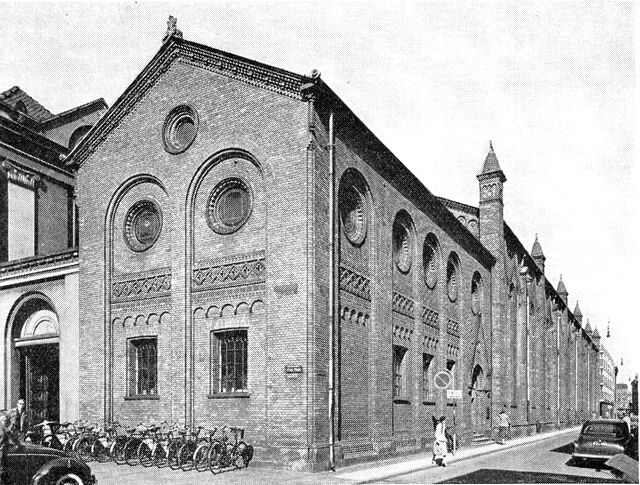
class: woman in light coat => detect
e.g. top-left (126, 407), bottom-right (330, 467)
top-left (432, 415), bottom-right (448, 467)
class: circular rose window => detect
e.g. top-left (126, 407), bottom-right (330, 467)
top-left (339, 185), bottom-right (367, 245)
top-left (163, 105), bottom-right (198, 154)
top-left (124, 200), bottom-right (162, 252)
top-left (393, 221), bottom-right (412, 273)
top-left (207, 178), bottom-right (252, 234)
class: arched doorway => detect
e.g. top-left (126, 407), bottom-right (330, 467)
top-left (470, 364), bottom-right (486, 429)
top-left (8, 297), bottom-right (60, 423)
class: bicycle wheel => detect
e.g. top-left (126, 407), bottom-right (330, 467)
top-left (178, 443), bottom-right (194, 471)
top-left (111, 437), bottom-right (128, 465)
top-left (73, 436), bottom-right (94, 462)
top-left (208, 442), bottom-right (224, 474)
top-left (152, 443), bottom-right (167, 468)
top-left (233, 442), bottom-right (251, 468)
top-left (125, 438), bottom-right (142, 466)
top-left (92, 439), bottom-right (110, 463)
top-left (167, 441), bottom-right (181, 470)
top-left (138, 441), bottom-right (154, 467)
top-left (193, 444), bottom-right (210, 472)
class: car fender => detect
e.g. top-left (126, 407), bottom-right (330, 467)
top-left (31, 456), bottom-right (90, 485)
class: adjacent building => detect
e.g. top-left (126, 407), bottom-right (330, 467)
top-left (0, 86), bottom-right (106, 423)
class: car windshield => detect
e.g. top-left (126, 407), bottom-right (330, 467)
top-left (583, 423), bottom-right (626, 437)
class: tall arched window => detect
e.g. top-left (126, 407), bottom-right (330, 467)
top-left (446, 252), bottom-right (461, 302)
top-left (423, 233), bottom-right (440, 289)
top-left (471, 271), bottom-right (482, 315)
top-left (393, 210), bottom-right (414, 274)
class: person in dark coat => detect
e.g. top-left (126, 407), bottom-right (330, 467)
top-left (8, 399), bottom-right (29, 439)
top-left (0, 411), bottom-right (10, 485)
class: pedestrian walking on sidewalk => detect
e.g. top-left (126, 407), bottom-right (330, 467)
top-left (432, 416), bottom-right (448, 467)
top-left (498, 407), bottom-right (510, 445)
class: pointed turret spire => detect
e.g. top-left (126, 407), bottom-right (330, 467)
top-left (585, 318), bottom-right (592, 334)
top-left (531, 233), bottom-right (546, 273)
top-left (593, 326), bottom-right (601, 339)
top-left (574, 300), bottom-right (583, 324)
top-left (557, 275), bottom-right (568, 306)
top-left (479, 140), bottom-right (507, 182)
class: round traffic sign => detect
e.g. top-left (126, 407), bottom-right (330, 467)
top-left (433, 370), bottom-right (453, 389)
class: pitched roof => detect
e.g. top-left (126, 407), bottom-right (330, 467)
top-left (531, 234), bottom-right (545, 260)
top-left (0, 86), bottom-right (53, 121)
top-left (478, 141), bottom-right (506, 182)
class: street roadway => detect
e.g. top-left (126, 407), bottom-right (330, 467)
top-left (374, 431), bottom-right (624, 484)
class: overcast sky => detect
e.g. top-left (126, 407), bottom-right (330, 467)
top-left (0, 2), bottom-right (636, 383)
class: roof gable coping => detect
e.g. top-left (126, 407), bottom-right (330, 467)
top-left (66, 36), bottom-right (313, 169)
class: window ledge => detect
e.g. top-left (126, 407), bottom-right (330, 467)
top-left (208, 392), bottom-right (250, 399)
top-left (124, 394), bottom-right (160, 401)
top-left (393, 398), bottom-right (410, 404)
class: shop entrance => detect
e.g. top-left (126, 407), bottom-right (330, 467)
top-left (19, 344), bottom-right (59, 423)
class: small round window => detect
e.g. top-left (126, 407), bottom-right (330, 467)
top-left (207, 178), bottom-right (252, 234)
top-left (163, 105), bottom-right (198, 154)
top-left (124, 200), bottom-right (162, 252)
top-left (339, 185), bottom-right (367, 245)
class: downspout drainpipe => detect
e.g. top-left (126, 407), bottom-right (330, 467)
top-left (557, 312), bottom-right (561, 428)
top-left (575, 333), bottom-right (578, 421)
top-left (328, 110), bottom-right (336, 471)
top-left (525, 277), bottom-right (530, 423)
top-left (587, 349), bottom-right (590, 415)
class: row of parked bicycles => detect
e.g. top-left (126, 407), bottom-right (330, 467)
top-left (25, 420), bottom-right (254, 474)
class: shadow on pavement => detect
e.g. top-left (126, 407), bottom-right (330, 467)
top-left (550, 442), bottom-right (574, 455)
top-left (436, 468), bottom-right (622, 484)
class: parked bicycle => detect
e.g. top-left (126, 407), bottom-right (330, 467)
top-left (192, 427), bottom-right (220, 472)
top-left (208, 426), bottom-right (253, 473)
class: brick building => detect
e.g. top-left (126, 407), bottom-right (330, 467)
top-left (0, 86), bottom-right (106, 423)
top-left (61, 25), bottom-right (612, 470)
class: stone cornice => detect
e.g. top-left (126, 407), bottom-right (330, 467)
top-left (0, 159), bottom-right (41, 188)
top-left (0, 249), bottom-right (78, 280)
top-left (67, 37), bottom-right (312, 170)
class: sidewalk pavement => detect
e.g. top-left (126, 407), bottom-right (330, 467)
top-left (90, 426), bottom-right (581, 484)
top-left (332, 426), bottom-right (581, 483)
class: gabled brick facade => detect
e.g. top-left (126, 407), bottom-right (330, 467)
top-left (69, 32), bottom-right (605, 471)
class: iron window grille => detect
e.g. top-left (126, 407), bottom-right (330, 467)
top-left (128, 337), bottom-right (157, 397)
top-left (212, 330), bottom-right (248, 393)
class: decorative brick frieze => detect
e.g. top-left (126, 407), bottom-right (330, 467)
top-left (340, 304), bottom-right (370, 328)
top-left (423, 335), bottom-right (439, 351)
top-left (447, 317), bottom-right (460, 337)
top-left (112, 268), bottom-right (171, 302)
top-left (421, 306), bottom-right (439, 330)
top-left (393, 323), bottom-right (413, 342)
top-left (447, 343), bottom-right (460, 358)
top-left (392, 291), bottom-right (415, 319)
top-left (193, 254), bottom-right (266, 292)
top-left (339, 266), bottom-right (371, 301)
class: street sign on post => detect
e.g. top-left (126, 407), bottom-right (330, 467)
top-left (447, 389), bottom-right (463, 400)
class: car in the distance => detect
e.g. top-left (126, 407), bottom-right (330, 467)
top-left (5, 433), bottom-right (96, 485)
top-left (572, 419), bottom-right (633, 464)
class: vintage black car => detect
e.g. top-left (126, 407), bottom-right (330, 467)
top-left (572, 419), bottom-right (633, 463)
top-left (5, 436), bottom-right (96, 485)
